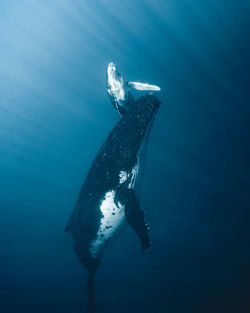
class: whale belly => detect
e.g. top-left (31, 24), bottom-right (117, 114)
top-left (90, 190), bottom-right (125, 257)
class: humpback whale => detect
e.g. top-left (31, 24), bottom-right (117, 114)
top-left (65, 63), bottom-right (161, 312)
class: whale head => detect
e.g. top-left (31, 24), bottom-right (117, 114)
top-left (106, 62), bottom-right (134, 115)
top-left (106, 63), bottom-right (125, 103)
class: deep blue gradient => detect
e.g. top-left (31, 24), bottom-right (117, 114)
top-left (0, 1), bottom-right (249, 312)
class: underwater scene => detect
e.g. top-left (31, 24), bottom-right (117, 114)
top-left (0, 1), bottom-right (249, 313)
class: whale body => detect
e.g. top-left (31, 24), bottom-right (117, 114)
top-left (65, 64), bottom-right (161, 313)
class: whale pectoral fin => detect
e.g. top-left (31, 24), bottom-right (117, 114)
top-left (127, 81), bottom-right (161, 91)
top-left (121, 189), bottom-right (150, 251)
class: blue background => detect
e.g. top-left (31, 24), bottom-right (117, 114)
top-left (0, 1), bottom-right (249, 312)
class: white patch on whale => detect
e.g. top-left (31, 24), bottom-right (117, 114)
top-left (90, 190), bottom-right (125, 257)
top-left (128, 162), bottom-right (139, 189)
top-left (90, 162), bottom-right (139, 257)
top-left (119, 170), bottom-right (128, 184)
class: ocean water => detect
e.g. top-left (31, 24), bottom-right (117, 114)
top-left (0, 1), bottom-right (250, 312)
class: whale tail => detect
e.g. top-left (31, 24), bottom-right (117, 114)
top-left (88, 271), bottom-right (96, 313)
top-left (72, 242), bottom-right (100, 312)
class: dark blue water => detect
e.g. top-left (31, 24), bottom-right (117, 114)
top-left (0, 1), bottom-right (249, 312)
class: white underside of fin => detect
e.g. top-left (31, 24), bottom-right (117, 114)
top-left (128, 81), bottom-right (161, 91)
